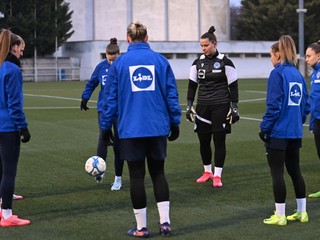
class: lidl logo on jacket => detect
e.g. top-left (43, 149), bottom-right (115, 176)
top-left (288, 82), bottom-right (302, 106)
top-left (129, 65), bottom-right (155, 92)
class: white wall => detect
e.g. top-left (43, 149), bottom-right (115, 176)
top-left (62, 0), bottom-right (274, 80)
top-left (64, 0), bottom-right (229, 42)
top-left (61, 40), bottom-right (275, 80)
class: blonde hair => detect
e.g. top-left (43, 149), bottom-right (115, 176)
top-left (127, 21), bottom-right (147, 42)
top-left (279, 35), bottom-right (297, 66)
top-left (0, 29), bottom-right (11, 66)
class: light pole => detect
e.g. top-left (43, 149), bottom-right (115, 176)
top-left (34, 1), bottom-right (38, 82)
top-left (296, 0), bottom-right (307, 76)
top-left (55, 0), bottom-right (58, 81)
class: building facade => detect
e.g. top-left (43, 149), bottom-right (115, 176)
top-left (65, 0), bottom-right (230, 42)
top-left (60, 0), bottom-right (275, 80)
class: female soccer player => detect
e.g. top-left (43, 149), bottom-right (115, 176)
top-left (186, 26), bottom-right (239, 188)
top-left (80, 38), bottom-right (123, 190)
top-left (260, 36), bottom-right (309, 226)
top-left (100, 21), bottom-right (181, 237)
top-left (0, 29), bottom-right (31, 226)
top-left (0, 31), bottom-right (25, 201)
top-left (305, 40), bottom-right (320, 198)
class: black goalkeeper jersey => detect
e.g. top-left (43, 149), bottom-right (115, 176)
top-left (187, 50), bottom-right (238, 105)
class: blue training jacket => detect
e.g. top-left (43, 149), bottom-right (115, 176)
top-left (100, 42), bottom-right (181, 139)
top-left (308, 62), bottom-right (320, 131)
top-left (81, 59), bottom-right (111, 112)
top-left (260, 62), bottom-right (309, 139)
top-left (0, 61), bottom-right (28, 132)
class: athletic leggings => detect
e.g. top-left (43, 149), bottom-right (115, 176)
top-left (313, 119), bottom-right (320, 160)
top-left (97, 112), bottom-right (124, 176)
top-left (127, 159), bottom-right (169, 209)
top-left (197, 131), bottom-right (226, 167)
top-left (0, 132), bottom-right (20, 209)
top-left (266, 147), bottom-right (306, 203)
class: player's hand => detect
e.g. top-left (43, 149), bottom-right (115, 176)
top-left (226, 102), bottom-right (240, 124)
top-left (168, 125), bottom-right (179, 141)
top-left (80, 99), bottom-right (89, 111)
top-left (20, 127), bottom-right (31, 143)
top-left (186, 106), bottom-right (196, 122)
top-left (101, 130), bottom-right (114, 146)
top-left (258, 130), bottom-right (270, 143)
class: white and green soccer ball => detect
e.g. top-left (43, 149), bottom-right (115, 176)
top-left (85, 156), bottom-right (106, 177)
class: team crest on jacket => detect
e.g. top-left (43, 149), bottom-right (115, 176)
top-left (213, 62), bottom-right (221, 69)
top-left (129, 65), bottom-right (155, 92)
top-left (288, 82), bottom-right (302, 106)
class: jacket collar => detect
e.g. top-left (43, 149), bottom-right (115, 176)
top-left (5, 53), bottom-right (21, 67)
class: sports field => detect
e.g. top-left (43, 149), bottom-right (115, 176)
top-left (2, 79), bottom-right (320, 239)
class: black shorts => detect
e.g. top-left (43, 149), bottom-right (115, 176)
top-left (194, 103), bottom-right (231, 134)
top-left (265, 138), bottom-right (302, 151)
top-left (120, 136), bottom-right (167, 162)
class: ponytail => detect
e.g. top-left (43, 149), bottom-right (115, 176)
top-left (0, 29), bottom-right (11, 66)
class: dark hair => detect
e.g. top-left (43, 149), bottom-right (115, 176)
top-left (106, 37), bottom-right (120, 55)
top-left (201, 26), bottom-right (217, 43)
top-left (271, 42), bottom-right (279, 53)
top-left (127, 21), bottom-right (147, 42)
top-left (11, 33), bottom-right (24, 48)
top-left (308, 40), bottom-right (320, 54)
top-left (0, 29), bottom-right (11, 66)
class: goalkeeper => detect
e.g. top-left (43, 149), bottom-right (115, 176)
top-left (186, 26), bottom-right (239, 188)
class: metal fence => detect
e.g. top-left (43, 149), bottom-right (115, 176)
top-left (22, 66), bottom-right (81, 82)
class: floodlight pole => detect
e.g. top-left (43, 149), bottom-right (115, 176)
top-left (296, 0), bottom-right (307, 76)
top-left (34, 2), bottom-right (38, 82)
top-left (55, 0), bottom-right (58, 81)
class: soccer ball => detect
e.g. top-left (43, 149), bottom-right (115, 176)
top-left (85, 156), bottom-right (106, 176)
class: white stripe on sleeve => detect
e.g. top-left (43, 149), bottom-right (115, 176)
top-left (225, 65), bottom-right (238, 85)
top-left (188, 65), bottom-right (198, 83)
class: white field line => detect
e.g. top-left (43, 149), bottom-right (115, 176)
top-left (24, 94), bottom-right (97, 109)
top-left (245, 90), bottom-right (266, 94)
top-left (24, 93), bottom-right (309, 127)
top-left (24, 93), bottom-right (97, 103)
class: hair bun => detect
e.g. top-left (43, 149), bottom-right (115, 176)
top-left (110, 38), bottom-right (118, 44)
top-left (208, 26), bottom-right (216, 34)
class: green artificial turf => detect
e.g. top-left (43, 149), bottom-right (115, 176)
top-left (2, 79), bottom-right (320, 239)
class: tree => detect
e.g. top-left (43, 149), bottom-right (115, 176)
top-left (0, 0), bottom-right (74, 57)
top-left (235, 0), bottom-right (320, 48)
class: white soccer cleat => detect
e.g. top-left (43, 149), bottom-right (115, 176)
top-left (111, 179), bottom-right (122, 191)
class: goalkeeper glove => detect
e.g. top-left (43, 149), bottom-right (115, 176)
top-left (226, 102), bottom-right (240, 124)
top-left (80, 98), bottom-right (89, 111)
top-left (186, 100), bottom-right (196, 123)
